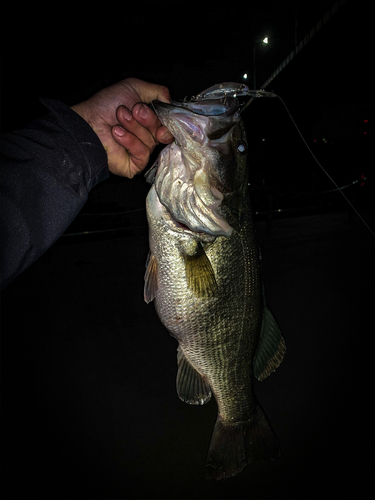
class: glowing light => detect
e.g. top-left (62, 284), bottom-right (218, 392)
top-left (263, 37), bottom-right (269, 44)
top-left (243, 73), bottom-right (248, 80)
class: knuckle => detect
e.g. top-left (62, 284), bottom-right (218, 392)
top-left (159, 85), bottom-right (169, 96)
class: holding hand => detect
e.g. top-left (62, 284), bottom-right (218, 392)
top-left (71, 78), bottom-right (174, 178)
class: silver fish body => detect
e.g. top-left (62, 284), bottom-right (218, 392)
top-left (144, 83), bottom-right (285, 479)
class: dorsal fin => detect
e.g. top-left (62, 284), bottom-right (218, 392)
top-left (254, 296), bottom-right (286, 381)
top-left (176, 347), bottom-right (211, 405)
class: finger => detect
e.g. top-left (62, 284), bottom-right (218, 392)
top-left (156, 125), bottom-right (174, 144)
top-left (116, 105), bottom-right (157, 152)
top-left (112, 126), bottom-right (150, 175)
top-left (131, 103), bottom-right (159, 137)
top-left (132, 103), bottom-right (174, 144)
top-left (127, 78), bottom-right (172, 104)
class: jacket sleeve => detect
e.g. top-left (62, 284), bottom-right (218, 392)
top-left (0, 98), bottom-right (109, 289)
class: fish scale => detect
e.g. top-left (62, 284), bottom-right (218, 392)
top-left (148, 187), bottom-right (262, 421)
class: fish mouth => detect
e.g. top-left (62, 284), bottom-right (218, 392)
top-left (150, 96), bottom-right (242, 239)
top-left (152, 97), bottom-right (240, 118)
top-left (152, 94), bottom-right (243, 149)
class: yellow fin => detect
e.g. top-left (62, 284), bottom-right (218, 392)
top-left (144, 252), bottom-right (158, 303)
top-left (185, 243), bottom-right (217, 298)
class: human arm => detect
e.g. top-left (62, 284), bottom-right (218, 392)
top-left (0, 79), bottom-right (173, 289)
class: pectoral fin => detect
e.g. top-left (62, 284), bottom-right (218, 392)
top-left (144, 252), bottom-right (158, 303)
top-left (185, 243), bottom-right (217, 298)
top-left (177, 347), bottom-right (211, 405)
top-left (253, 301), bottom-right (286, 381)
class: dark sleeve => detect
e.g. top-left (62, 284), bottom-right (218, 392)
top-left (0, 98), bottom-right (109, 289)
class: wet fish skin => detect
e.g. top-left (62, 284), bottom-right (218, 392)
top-left (145, 84), bottom-right (285, 480)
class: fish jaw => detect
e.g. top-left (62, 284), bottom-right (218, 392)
top-left (152, 98), bottom-right (241, 149)
top-left (149, 98), bottom-right (246, 238)
top-left (152, 102), bottom-right (208, 149)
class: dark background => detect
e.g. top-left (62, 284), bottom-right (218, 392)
top-left (1, 1), bottom-right (374, 498)
top-left (2, 0), bottom-right (373, 212)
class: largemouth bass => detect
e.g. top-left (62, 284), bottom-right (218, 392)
top-left (144, 83), bottom-right (286, 480)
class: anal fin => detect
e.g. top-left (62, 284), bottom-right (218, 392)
top-left (177, 347), bottom-right (211, 405)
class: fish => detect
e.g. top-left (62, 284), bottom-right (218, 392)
top-left (144, 83), bottom-right (286, 480)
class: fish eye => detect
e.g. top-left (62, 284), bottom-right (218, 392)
top-left (237, 141), bottom-right (247, 155)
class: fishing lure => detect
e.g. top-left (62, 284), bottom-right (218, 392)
top-left (193, 82), bottom-right (277, 100)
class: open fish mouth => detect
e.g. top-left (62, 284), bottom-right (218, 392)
top-left (152, 97), bottom-right (241, 146)
top-left (148, 96), bottom-right (244, 238)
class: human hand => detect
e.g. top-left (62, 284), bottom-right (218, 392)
top-left (71, 78), bottom-right (174, 178)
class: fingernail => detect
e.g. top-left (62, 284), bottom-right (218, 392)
top-left (114, 125), bottom-right (126, 137)
top-left (136, 104), bottom-right (149, 120)
top-left (121, 107), bottom-right (132, 121)
top-left (162, 130), bottom-right (173, 141)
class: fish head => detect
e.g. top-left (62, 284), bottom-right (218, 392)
top-left (150, 91), bottom-right (249, 237)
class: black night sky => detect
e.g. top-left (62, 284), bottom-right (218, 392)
top-left (2, 1), bottom-right (374, 126)
top-left (1, 1), bottom-right (374, 499)
top-left (2, 0), bottom-right (374, 194)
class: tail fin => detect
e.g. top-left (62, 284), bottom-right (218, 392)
top-left (206, 405), bottom-right (280, 480)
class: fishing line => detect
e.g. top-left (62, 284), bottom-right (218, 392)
top-left (248, 93), bottom-right (375, 238)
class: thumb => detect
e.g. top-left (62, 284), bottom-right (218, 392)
top-left (126, 78), bottom-right (172, 105)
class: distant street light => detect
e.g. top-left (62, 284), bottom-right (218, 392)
top-left (237, 72), bottom-right (249, 84)
top-left (253, 37), bottom-right (269, 88)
